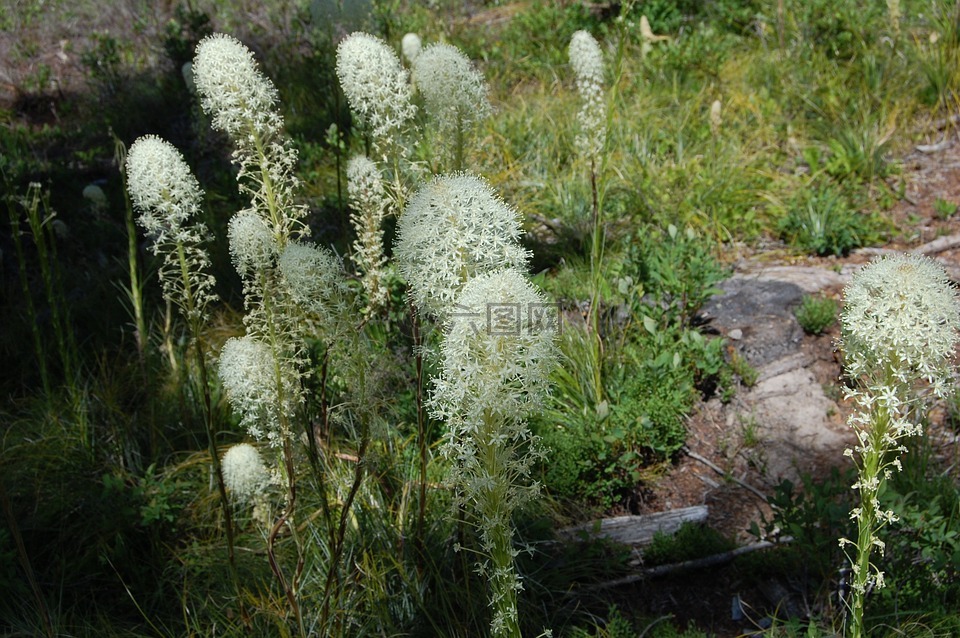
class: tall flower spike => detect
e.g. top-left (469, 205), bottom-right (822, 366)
top-left (430, 267), bottom-right (557, 638)
top-left (336, 32), bottom-right (416, 151)
top-left (394, 173), bottom-right (530, 319)
top-left (568, 30), bottom-right (606, 165)
top-left (192, 33), bottom-right (306, 242)
top-left (126, 135), bottom-right (217, 322)
top-left (412, 42), bottom-right (491, 137)
top-left (346, 155), bottom-right (390, 314)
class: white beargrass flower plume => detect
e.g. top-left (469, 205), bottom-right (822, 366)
top-left (429, 267), bottom-right (557, 638)
top-left (228, 209), bottom-right (278, 279)
top-left (401, 32), bottom-right (422, 64)
top-left (395, 173), bottom-right (530, 320)
top-left (278, 241), bottom-right (348, 328)
top-left (336, 32), bottom-right (416, 154)
top-left (219, 335), bottom-right (302, 446)
top-left (412, 42), bottom-right (491, 169)
top-left (346, 155), bottom-right (390, 314)
top-left (192, 33), bottom-right (306, 243)
top-left (222, 443), bottom-right (271, 503)
top-left (838, 253), bottom-right (960, 638)
top-left (126, 135), bottom-right (217, 322)
top-left (568, 30), bottom-right (606, 166)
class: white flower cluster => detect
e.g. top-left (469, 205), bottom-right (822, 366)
top-left (228, 209), bottom-right (278, 278)
top-left (842, 253), bottom-right (959, 395)
top-left (346, 155), bottom-right (390, 313)
top-left (218, 335), bottom-right (302, 445)
top-left (126, 135), bottom-right (217, 321)
top-left (278, 241), bottom-right (347, 321)
top-left (336, 32), bottom-right (416, 151)
top-left (568, 30), bottom-right (607, 164)
top-left (222, 443), bottom-right (271, 503)
top-left (412, 42), bottom-right (491, 137)
top-left (192, 33), bottom-right (306, 243)
top-left (394, 173), bottom-right (530, 319)
top-left (430, 268), bottom-right (556, 429)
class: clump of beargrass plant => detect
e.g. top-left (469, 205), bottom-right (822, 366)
top-left (838, 253), bottom-right (960, 638)
top-left (193, 33), bottom-right (349, 634)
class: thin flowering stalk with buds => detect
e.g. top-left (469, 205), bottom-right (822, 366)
top-left (838, 253), bottom-right (960, 638)
top-left (346, 155), bottom-right (389, 315)
top-left (125, 134), bottom-right (241, 605)
top-left (569, 29), bottom-right (608, 404)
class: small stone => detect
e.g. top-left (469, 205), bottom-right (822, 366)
top-left (728, 328), bottom-right (743, 340)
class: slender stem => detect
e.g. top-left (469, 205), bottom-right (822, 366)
top-left (412, 305), bottom-right (427, 559)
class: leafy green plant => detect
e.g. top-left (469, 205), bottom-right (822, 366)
top-left (777, 183), bottom-right (873, 256)
top-left (794, 294), bottom-right (838, 335)
top-left (643, 522), bottom-right (735, 566)
top-left (934, 197), bottom-right (958, 220)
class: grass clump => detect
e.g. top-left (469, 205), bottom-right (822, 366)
top-left (794, 294), bottom-right (838, 335)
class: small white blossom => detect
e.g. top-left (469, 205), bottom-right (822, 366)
top-left (278, 241), bottom-right (346, 319)
top-left (222, 443), bottom-right (270, 503)
top-left (394, 173), bottom-right (530, 319)
top-left (228, 209), bottom-right (277, 278)
top-left (218, 335), bottom-right (300, 444)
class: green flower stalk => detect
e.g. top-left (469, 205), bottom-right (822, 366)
top-left (346, 155), bottom-right (389, 315)
top-left (394, 173), bottom-right (530, 320)
top-left (411, 42), bottom-right (491, 170)
top-left (838, 253), bottom-right (960, 638)
top-left (430, 268), bottom-right (557, 638)
top-left (569, 29), bottom-right (608, 404)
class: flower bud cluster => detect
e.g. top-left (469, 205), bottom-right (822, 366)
top-left (568, 30), bottom-right (606, 164)
top-left (347, 155), bottom-right (390, 313)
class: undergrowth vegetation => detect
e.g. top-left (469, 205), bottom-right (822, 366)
top-left (3, 0), bottom-right (960, 636)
